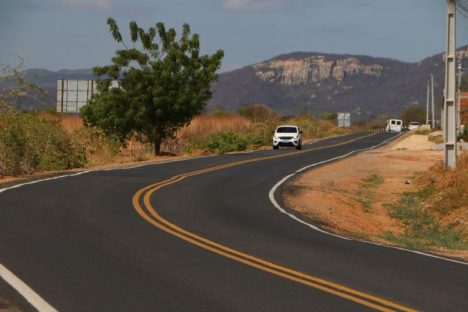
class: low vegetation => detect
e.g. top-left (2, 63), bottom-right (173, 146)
top-left (0, 105), bottom-right (350, 176)
top-left (383, 153), bottom-right (468, 250)
top-left (353, 171), bottom-right (384, 212)
top-left (0, 107), bottom-right (87, 176)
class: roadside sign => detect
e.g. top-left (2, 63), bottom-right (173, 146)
top-left (337, 112), bottom-right (351, 127)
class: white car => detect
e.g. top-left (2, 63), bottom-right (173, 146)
top-left (272, 125), bottom-right (302, 150)
top-left (408, 122), bottom-right (421, 131)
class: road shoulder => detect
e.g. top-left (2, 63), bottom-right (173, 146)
top-left (283, 133), bottom-right (468, 261)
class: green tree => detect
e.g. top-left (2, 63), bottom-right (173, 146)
top-left (400, 105), bottom-right (426, 125)
top-left (81, 18), bottom-right (224, 155)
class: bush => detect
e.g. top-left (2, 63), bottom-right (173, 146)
top-left (237, 103), bottom-right (277, 122)
top-left (207, 132), bottom-right (247, 154)
top-left (0, 108), bottom-right (87, 176)
top-left (367, 114), bottom-right (390, 130)
top-left (183, 132), bottom-right (249, 154)
top-left (320, 112), bottom-right (337, 122)
top-left (288, 113), bottom-right (338, 138)
top-left (71, 127), bottom-right (121, 166)
top-left (415, 128), bottom-right (431, 135)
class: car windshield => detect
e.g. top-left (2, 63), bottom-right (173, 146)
top-left (276, 127), bottom-right (298, 133)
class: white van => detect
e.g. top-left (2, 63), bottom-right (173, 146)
top-left (386, 119), bottom-right (403, 132)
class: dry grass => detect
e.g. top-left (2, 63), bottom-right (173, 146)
top-left (38, 113), bottom-right (253, 163)
top-left (381, 152), bottom-right (468, 250)
top-left (36, 113), bottom-right (83, 133)
top-left (418, 152), bottom-right (468, 226)
top-left (59, 114), bottom-right (83, 133)
top-left (177, 114), bottom-right (251, 140)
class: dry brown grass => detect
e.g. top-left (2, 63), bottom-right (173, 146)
top-left (417, 152), bottom-right (468, 236)
top-left (59, 114), bottom-right (83, 133)
top-left (43, 113), bottom-right (253, 163)
top-left (177, 114), bottom-right (251, 140)
top-left (37, 113), bottom-right (83, 133)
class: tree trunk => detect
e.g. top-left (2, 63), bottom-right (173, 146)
top-left (154, 132), bottom-right (162, 156)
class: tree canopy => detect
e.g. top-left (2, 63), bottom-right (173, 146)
top-left (400, 105), bottom-right (426, 125)
top-left (81, 18), bottom-right (224, 154)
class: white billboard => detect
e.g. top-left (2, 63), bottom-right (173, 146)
top-left (56, 80), bottom-right (119, 113)
top-left (337, 112), bottom-right (351, 128)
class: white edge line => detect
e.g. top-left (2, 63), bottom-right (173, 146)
top-left (0, 171), bottom-right (91, 194)
top-left (0, 263), bottom-right (58, 312)
top-left (269, 133), bottom-right (468, 266)
top-left (0, 134), bottom-right (361, 311)
top-left (0, 154), bottom-right (214, 312)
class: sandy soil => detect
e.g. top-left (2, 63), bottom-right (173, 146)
top-left (283, 133), bottom-right (468, 261)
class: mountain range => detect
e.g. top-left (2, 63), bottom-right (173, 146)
top-left (6, 47), bottom-right (468, 119)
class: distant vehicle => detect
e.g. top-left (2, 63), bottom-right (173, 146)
top-left (408, 122), bottom-right (421, 130)
top-left (385, 119), bottom-right (403, 132)
top-left (272, 125), bottom-right (303, 150)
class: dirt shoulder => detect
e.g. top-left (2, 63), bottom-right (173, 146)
top-left (283, 133), bottom-right (468, 261)
top-left (0, 153), bottom-right (201, 188)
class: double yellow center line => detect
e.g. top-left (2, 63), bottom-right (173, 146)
top-left (132, 133), bottom-right (416, 312)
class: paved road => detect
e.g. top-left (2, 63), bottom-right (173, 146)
top-left (1, 132), bottom-right (467, 312)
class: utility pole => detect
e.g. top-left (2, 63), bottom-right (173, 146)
top-left (426, 80), bottom-right (430, 126)
top-left (443, 0), bottom-right (457, 168)
top-left (431, 74), bottom-right (435, 128)
top-left (457, 57), bottom-right (463, 132)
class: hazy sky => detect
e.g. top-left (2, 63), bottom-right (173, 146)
top-left (1, 0), bottom-right (467, 72)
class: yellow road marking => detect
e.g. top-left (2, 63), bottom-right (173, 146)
top-left (132, 134), bottom-right (416, 312)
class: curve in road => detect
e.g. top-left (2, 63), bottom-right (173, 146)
top-left (132, 133), bottom-right (415, 312)
top-left (1, 132), bottom-right (467, 312)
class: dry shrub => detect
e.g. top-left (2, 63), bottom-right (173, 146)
top-left (70, 127), bottom-right (121, 166)
top-left (0, 109), bottom-right (87, 176)
top-left (237, 103), bottom-right (277, 122)
top-left (413, 152), bottom-right (468, 242)
top-left (288, 114), bottom-right (344, 139)
top-left (178, 114), bottom-right (250, 141)
top-left (36, 112), bottom-right (84, 133)
top-left (418, 152), bottom-right (468, 216)
top-left (59, 114), bottom-right (83, 133)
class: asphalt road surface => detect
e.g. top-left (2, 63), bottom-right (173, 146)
top-left (1, 132), bottom-right (467, 312)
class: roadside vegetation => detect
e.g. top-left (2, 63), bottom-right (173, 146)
top-left (0, 61), bottom-right (350, 174)
top-left (181, 105), bottom-right (347, 154)
top-left (81, 18), bottom-right (224, 155)
top-left (0, 106), bottom-right (87, 176)
top-left (0, 18), bottom-right (354, 178)
top-left (353, 171), bottom-right (384, 212)
top-left (382, 153), bottom-right (468, 250)
top-left (0, 102), bottom-right (350, 176)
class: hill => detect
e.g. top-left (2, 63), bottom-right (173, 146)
top-left (209, 47), bottom-right (468, 119)
top-left (2, 48), bottom-right (467, 118)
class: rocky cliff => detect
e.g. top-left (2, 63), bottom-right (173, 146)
top-left (209, 47), bottom-right (468, 119)
top-left (253, 56), bottom-right (383, 85)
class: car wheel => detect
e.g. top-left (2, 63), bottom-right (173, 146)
top-left (296, 143), bottom-right (302, 150)
top-left (273, 145), bottom-right (279, 150)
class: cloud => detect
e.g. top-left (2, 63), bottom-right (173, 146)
top-left (222, 0), bottom-right (302, 12)
top-left (56, 0), bottom-right (111, 11)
